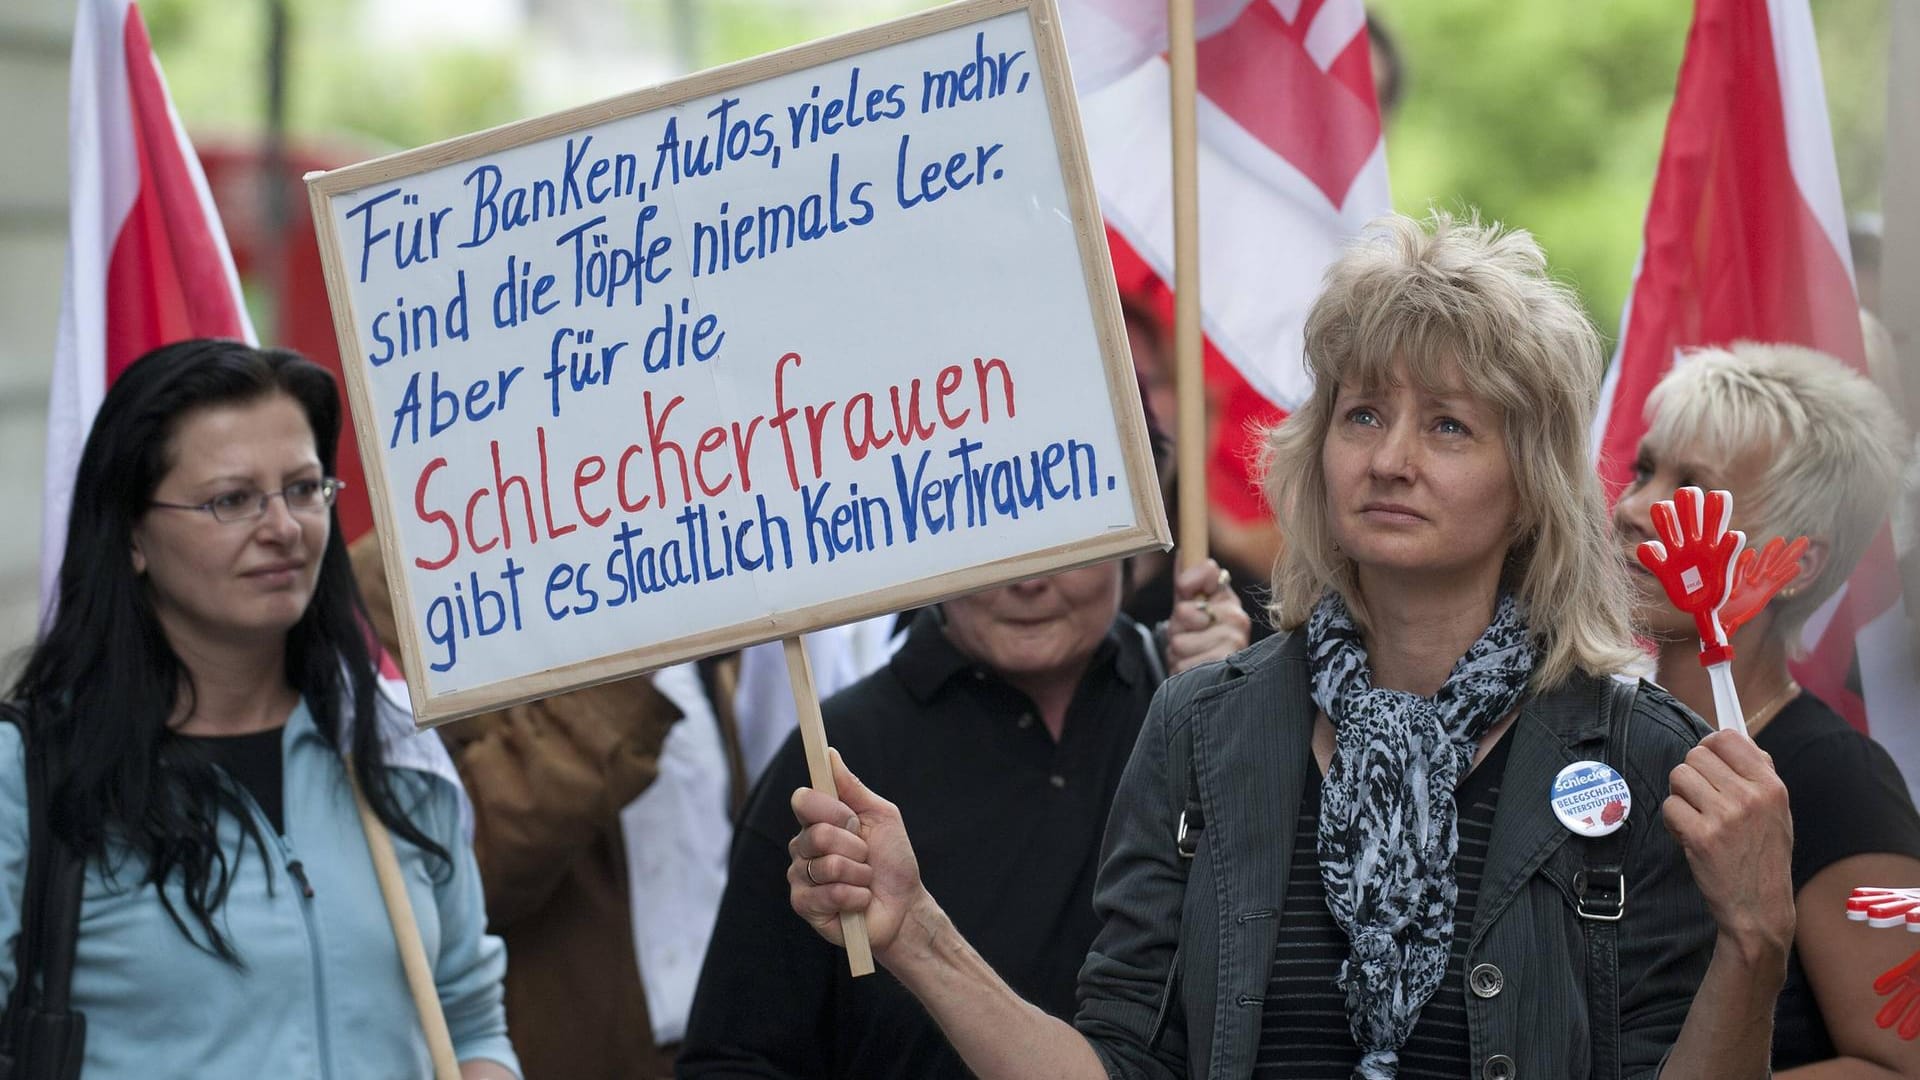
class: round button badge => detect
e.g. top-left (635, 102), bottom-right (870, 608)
top-left (1551, 760), bottom-right (1631, 837)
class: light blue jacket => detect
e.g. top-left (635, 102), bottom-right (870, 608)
top-left (0, 698), bottom-right (519, 1079)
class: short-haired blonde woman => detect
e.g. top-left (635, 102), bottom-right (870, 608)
top-left (1615, 342), bottom-right (1920, 1075)
top-left (785, 212), bottom-right (1796, 1078)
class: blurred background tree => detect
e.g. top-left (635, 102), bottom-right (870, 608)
top-left (146, 0), bottom-right (529, 151)
top-left (140, 0), bottom-right (1891, 345)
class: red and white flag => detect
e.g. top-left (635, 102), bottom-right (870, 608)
top-left (42, 0), bottom-right (255, 611)
top-left (1060, 0), bottom-right (1391, 519)
top-left (1593, 0), bottom-right (1919, 784)
top-left (46, 1), bottom-right (468, 801)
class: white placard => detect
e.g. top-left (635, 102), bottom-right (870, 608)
top-left (307, 0), bottom-right (1166, 725)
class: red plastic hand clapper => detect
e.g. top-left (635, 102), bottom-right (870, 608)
top-left (1848, 887), bottom-right (1920, 929)
top-left (1846, 887), bottom-right (1920, 1040)
top-left (1875, 949), bottom-right (1920, 1039)
top-left (1635, 487), bottom-right (1746, 666)
top-left (1719, 536), bottom-right (1809, 638)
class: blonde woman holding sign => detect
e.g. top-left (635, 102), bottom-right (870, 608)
top-left (1, 341), bottom-right (517, 1079)
top-left (786, 213), bottom-right (1797, 1078)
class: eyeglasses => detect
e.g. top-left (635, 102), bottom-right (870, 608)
top-left (149, 478), bottom-right (347, 524)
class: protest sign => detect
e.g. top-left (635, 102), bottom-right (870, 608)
top-left (306, 0), bottom-right (1166, 728)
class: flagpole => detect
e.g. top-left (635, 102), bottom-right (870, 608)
top-left (1884, 2), bottom-right (1920, 647)
top-left (1167, 0), bottom-right (1207, 567)
top-left (261, 0), bottom-right (289, 341)
top-left (1886, 2), bottom-right (1920, 422)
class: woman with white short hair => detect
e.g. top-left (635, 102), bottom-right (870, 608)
top-left (1615, 341), bottom-right (1920, 1074)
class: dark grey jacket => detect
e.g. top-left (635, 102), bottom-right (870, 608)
top-left (1074, 631), bottom-right (1715, 1080)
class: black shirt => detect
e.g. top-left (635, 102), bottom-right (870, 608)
top-left (180, 726), bottom-right (288, 833)
top-left (1754, 692), bottom-right (1920, 1068)
top-left (679, 610), bottom-right (1162, 1079)
top-left (1254, 734), bottom-right (1510, 1077)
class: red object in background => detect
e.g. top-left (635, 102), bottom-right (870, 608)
top-left (1876, 948), bottom-right (1920, 1040)
top-left (1850, 887), bottom-right (1920, 926)
top-left (1844, 887), bottom-right (1920, 1039)
top-left (44, 0), bottom-right (258, 602)
top-left (1634, 486), bottom-right (1744, 667)
top-left (1594, 0), bottom-right (1866, 491)
top-left (1068, 0), bottom-right (1390, 528)
top-left (1106, 225), bottom-right (1283, 523)
top-left (101, 10), bottom-right (254, 379)
top-left (1720, 534), bottom-right (1809, 637)
top-left (1592, 0), bottom-right (1906, 737)
top-left (199, 140), bottom-right (379, 544)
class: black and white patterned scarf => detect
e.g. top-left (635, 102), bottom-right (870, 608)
top-left (1307, 591), bottom-right (1536, 1079)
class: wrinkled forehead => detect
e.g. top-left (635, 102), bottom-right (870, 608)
top-left (1316, 322), bottom-right (1513, 415)
top-left (1327, 353), bottom-right (1490, 415)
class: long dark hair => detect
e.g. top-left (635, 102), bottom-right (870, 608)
top-left (10, 338), bottom-right (446, 961)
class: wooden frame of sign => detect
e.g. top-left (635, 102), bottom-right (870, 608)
top-left (306, 0), bottom-right (1167, 727)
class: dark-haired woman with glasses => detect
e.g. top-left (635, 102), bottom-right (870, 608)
top-left (148, 474), bottom-right (348, 523)
top-left (1, 339), bottom-right (519, 1078)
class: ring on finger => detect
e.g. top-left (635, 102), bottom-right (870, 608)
top-left (804, 857), bottom-right (822, 886)
top-left (1195, 597), bottom-right (1216, 628)
top-left (1216, 568), bottom-right (1231, 592)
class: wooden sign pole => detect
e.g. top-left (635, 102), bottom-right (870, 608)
top-left (348, 766), bottom-right (462, 1079)
top-left (1168, 0), bottom-right (1208, 567)
top-left (784, 636), bottom-right (876, 977)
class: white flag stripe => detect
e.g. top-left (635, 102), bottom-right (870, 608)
top-left (43, 0), bottom-right (257, 613)
top-left (1768, 0), bottom-right (1912, 780)
top-left (1588, 249), bottom-right (1643, 464)
top-left (1766, 0), bottom-right (1855, 285)
top-left (1055, 0), bottom-right (1256, 93)
top-left (44, 0), bottom-right (138, 612)
top-left (1800, 583), bottom-right (1845, 651)
top-left (1859, 601), bottom-right (1920, 804)
top-left (1081, 45), bottom-right (1388, 411)
top-left (1303, 0), bottom-right (1367, 71)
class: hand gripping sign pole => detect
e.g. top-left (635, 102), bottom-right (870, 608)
top-left (1635, 487), bottom-right (1811, 734)
top-left (784, 638), bottom-right (875, 976)
top-left (303, 0), bottom-right (1172, 981)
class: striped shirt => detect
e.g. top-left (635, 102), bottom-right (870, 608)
top-left (1253, 735), bottom-right (1511, 1077)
